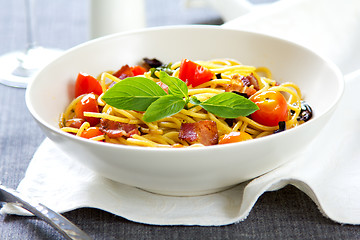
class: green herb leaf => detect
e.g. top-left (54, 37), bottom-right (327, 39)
top-left (189, 95), bottom-right (201, 105)
top-left (102, 74), bottom-right (259, 122)
top-left (200, 92), bottom-right (259, 118)
top-left (159, 71), bottom-right (188, 98)
top-left (143, 95), bottom-right (186, 122)
top-left (150, 63), bottom-right (174, 79)
top-left (102, 77), bottom-right (167, 111)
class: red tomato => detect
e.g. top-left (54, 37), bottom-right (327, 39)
top-left (80, 127), bottom-right (103, 139)
top-left (75, 72), bottom-right (103, 98)
top-left (249, 90), bottom-right (288, 127)
top-left (113, 65), bottom-right (134, 79)
top-left (178, 59), bottom-right (214, 87)
top-left (218, 132), bottom-right (253, 144)
top-left (130, 65), bottom-right (147, 76)
top-left (75, 93), bottom-right (100, 126)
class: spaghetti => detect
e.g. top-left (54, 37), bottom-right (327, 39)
top-left (59, 58), bottom-right (312, 148)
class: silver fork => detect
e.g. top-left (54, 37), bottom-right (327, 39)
top-left (0, 184), bottom-right (93, 240)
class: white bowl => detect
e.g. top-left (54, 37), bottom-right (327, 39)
top-left (26, 26), bottom-right (343, 196)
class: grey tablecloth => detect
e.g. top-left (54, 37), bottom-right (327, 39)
top-left (0, 0), bottom-right (359, 239)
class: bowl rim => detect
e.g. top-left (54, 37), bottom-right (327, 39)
top-left (25, 25), bottom-right (344, 152)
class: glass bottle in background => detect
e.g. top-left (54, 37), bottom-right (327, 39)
top-left (0, 0), bottom-right (62, 88)
top-left (90, 0), bottom-right (146, 39)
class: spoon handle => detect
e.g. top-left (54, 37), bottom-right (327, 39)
top-left (0, 184), bottom-right (92, 240)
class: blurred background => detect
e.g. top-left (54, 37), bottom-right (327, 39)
top-left (0, 0), bottom-right (276, 56)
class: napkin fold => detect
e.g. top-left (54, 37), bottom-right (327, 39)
top-left (3, 0), bottom-right (360, 226)
top-left (223, 0), bottom-right (360, 75)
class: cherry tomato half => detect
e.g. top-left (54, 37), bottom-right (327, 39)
top-left (75, 72), bottom-right (103, 98)
top-left (249, 90), bottom-right (288, 127)
top-left (75, 93), bottom-right (100, 126)
top-left (218, 132), bottom-right (253, 144)
top-left (80, 127), bottom-right (103, 139)
top-left (130, 65), bottom-right (147, 76)
top-left (178, 59), bottom-right (214, 87)
top-left (113, 65), bottom-right (134, 79)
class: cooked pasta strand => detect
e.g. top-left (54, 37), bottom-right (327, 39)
top-left (60, 58), bottom-right (311, 148)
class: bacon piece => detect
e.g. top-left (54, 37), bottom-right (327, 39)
top-left (242, 73), bottom-right (259, 90)
top-left (178, 120), bottom-right (218, 146)
top-left (113, 65), bottom-right (134, 80)
top-left (99, 119), bottom-right (139, 138)
top-left (65, 118), bottom-right (85, 128)
top-left (225, 75), bottom-right (242, 93)
top-left (179, 123), bottom-right (198, 142)
top-left (196, 121), bottom-right (219, 146)
top-left (225, 74), bottom-right (259, 97)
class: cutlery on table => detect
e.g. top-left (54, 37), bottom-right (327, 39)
top-left (0, 184), bottom-right (93, 240)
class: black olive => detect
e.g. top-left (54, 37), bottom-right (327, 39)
top-left (216, 73), bottom-right (222, 79)
top-left (225, 118), bottom-right (235, 127)
top-left (232, 91), bottom-right (249, 98)
top-left (298, 100), bottom-right (313, 122)
top-left (143, 58), bottom-right (163, 68)
top-left (274, 121), bottom-right (286, 133)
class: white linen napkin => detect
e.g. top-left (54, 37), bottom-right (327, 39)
top-left (223, 0), bottom-right (360, 75)
top-left (3, 0), bottom-right (360, 226)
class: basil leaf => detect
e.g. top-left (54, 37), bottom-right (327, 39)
top-left (143, 95), bottom-right (186, 122)
top-left (200, 92), bottom-right (259, 118)
top-left (150, 63), bottom-right (174, 79)
top-left (189, 95), bottom-right (201, 105)
top-left (159, 71), bottom-right (188, 98)
top-left (102, 77), bottom-right (167, 111)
